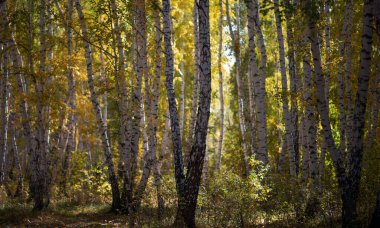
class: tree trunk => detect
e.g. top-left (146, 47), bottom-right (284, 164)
top-left (74, 0), bottom-right (121, 211)
top-left (162, 0), bottom-right (186, 208)
top-left (33, 0), bottom-right (49, 209)
top-left (127, 0), bottom-right (145, 199)
top-left (252, 0), bottom-right (268, 164)
top-left (286, 0), bottom-right (299, 175)
top-left (1, 0), bottom-right (33, 200)
top-left (110, 0), bottom-right (128, 174)
top-left (178, 0), bottom-right (212, 225)
top-left (305, 0), bottom-right (375, 225)
top-left (60, 0), bottom-right (76, 193)
top-left (227, 0), bottom-right (250, 173)
top-left (131, 0), bottom-right (162, 212)
top-left (344, 0), bottom-right (374, 225)
top-left (273, 0), bottom-right (296, 176)
top-left (186, 0), bottom-right (200, 166)
top-left (152, 3), bottom-right (164, 218)
top-left (0, 42), bottom-right (9, 184)
top-left (215, 0), bottom-right (224, 173)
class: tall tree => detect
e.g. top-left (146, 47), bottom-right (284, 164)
top-left (74, 0), bottom-right (121, 211)
top-left (227, 0), bottom-right (250, 173)
top-left (273, 0), bottom-right (297, 175)
top-left (304, 0), bottom-right (376, 225)
top-left (252, 0), bottom-right (268, 164)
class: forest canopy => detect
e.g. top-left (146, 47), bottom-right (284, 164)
top-left (0, 0), bottom-right (380, 227)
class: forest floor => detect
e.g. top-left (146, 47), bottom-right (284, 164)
top-left (0, 201), bottom-right (344, 227)
top-left (0, 203), bottom-right (133, 227)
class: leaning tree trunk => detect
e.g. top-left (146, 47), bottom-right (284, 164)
top-left (345, 0), bottom-right (374, 225)
top-left (74, 0), bottom-right (121, 211)
top-left (162, 0), bottom-right (186, 208)
top-left (131, 0), bottom-right (163, 214)
top-left (305, 0), bottom-right (375, 226)
top-left (178, 0), bottom-right (212, 226)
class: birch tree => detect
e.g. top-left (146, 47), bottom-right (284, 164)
top-left (304, 0), bottom-right (376, 225)
top-left (227, 0), bottom-right (250, 173)
top-left (273, 0), bottom-right (297, 175)
top-left (74, 0), bottom-right (121, 211)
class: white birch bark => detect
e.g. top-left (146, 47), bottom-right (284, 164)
top-left (274, 0), bottom-right (296, 175)
top-left (74, 0), bottom-right (121, 211)
top-left (252, 0), bottom-right (268, 164)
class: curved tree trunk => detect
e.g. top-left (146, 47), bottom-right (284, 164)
top-left (162, 0), bottom-right (186, 208)
top-left (74, 0), bottom-right (121, 211)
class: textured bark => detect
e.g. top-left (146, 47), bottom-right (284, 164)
top-left (186, 0), bottom-right (200, 166)
top-left (33, 0), bottom-right (49, 209)
top-left (344, 0), bottom-right (374, 225)
top-left (244, 0), bottom-right (257, 169)
top-left (178, 0), bottom-right (212, 225)
top-left (252, 0), bottom-right (268, 164)
top-left (162, 0), bottom-right (186, 204)
top-left (109, 0), bottom-right (129, 190)
top-left (74, 0), bottom-right (121, 211)
top-left (227, 0), bottom-right (250, 173)
top-left (128, 0), bottom-right (145, 198)
top-left (274, 0), bottom-right (296, 175)
top-left (215, 0), bottom-right (224, 173)
top-left (305, 0), bottom-right (375, 225)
